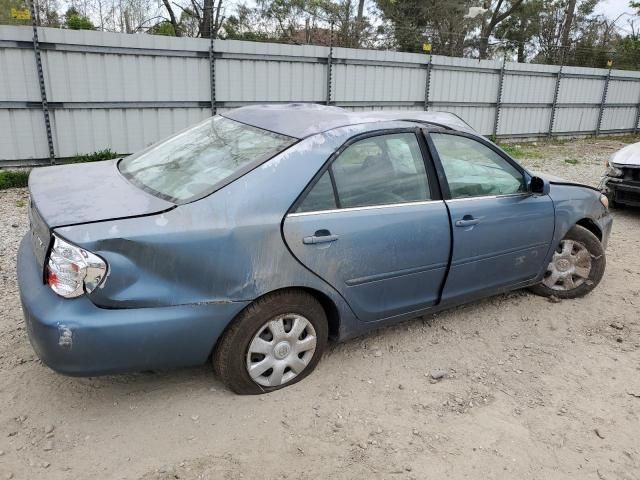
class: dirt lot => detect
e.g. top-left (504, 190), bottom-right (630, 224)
top-left (1, 137), bottom-right (640, 480)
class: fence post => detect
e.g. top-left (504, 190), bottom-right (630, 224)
top-left (493, 55), bottom-right (506, 138)
top-left (423, 52), bottom-right (432, 111)
top-left (596, 66), bottom-right (612, 136)
top-left (548, 62), bottom-right (564, 138)
top-left (326, 22), bottom-right (334, 106)
top-left (209, 10), bottom-right (216, 116)
top-left (634, 81), bottom-right (640, 135)
top-left (28, 0), bottom-right (55, 164)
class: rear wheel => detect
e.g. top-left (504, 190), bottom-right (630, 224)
top-left (213, 290), bottom-right (328, 394)
top-left (530, 225), bottom-right (605, 299)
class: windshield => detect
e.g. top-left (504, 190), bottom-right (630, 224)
top-left (119, 116), bottom-right (296, 203)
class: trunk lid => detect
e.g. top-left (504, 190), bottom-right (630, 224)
top-left (28, 160), bottom-right (174, 269)
top-left (29, 159), bottom-right (174, 229)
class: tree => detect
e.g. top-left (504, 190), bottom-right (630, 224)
top-left (64, 6), bottom-right (95, 29)
top-left (534, 0), bottom-right (599, 64)
top-left (495, 0), bottom-right (543, 62)
top-left (147, 19), bottom-right (176, 35)
top-left (375, 0), bottom-right (471, 55)
top-left (477, 0), bottom-right (525, 59)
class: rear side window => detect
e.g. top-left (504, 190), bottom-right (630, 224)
top-left (119, 116), bottom-right (296, 203)
top-left (296, 132), bottom-right (431, 212)
top-left (431, 133), bottom-right (525, 199)
top-left (295, 171), bottom-right (336, 213)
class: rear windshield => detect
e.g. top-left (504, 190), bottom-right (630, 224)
top-left (119, 116), bottom-right (296, 203)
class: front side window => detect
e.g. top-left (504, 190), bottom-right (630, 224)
top-left (296, 132), bottom-right (431, 212)
top-left (119, 116), bottom-right (296, 203)
top-left (430, 133), bottom-right (526, 199)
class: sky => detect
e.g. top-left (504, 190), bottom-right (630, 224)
top-left (595, 0), bottom-right (637, 19)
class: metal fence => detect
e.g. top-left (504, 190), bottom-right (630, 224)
top-left (1, 25), bottom-right (640, 167)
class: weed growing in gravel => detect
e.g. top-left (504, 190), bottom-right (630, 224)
top-left (564, 158), bottom-right (579, 165)
top-left (0, 171), bottom-right (30, 190)
top-left (15, 199), bottom-right (26, 208)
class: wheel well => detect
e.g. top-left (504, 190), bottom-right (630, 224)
top-left (298, 287), bottom-right (340, 340)
top-left (576, 218), bottom-right (602, 241)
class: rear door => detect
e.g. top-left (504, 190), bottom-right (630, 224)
top-left (283, 130), bottom-right (451, 322)
top-left (426, 131), bottom-right (555, 302)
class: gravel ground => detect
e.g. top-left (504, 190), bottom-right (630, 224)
top-left (1, 137), bottom-right (640, 480)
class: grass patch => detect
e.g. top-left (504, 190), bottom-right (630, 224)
top-left (498, 143), bottom-right (545, 159)
top-left (0, 170), bottom-right (30, 190)
top-left (68, 149), bottom-right (120, 163)
top-left (16, 199), bottom-right (26, 207)
top-left (564, 158), bottom-right (579, 165)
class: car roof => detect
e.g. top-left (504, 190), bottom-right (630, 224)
top-left (222, 103), bottom-right (476, 139)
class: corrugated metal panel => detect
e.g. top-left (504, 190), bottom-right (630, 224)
top-left (430, 68), bottom-right (499, 103)
top-left (0, 47), bottom-right (41, 102)
top-left (333, 64), bottom-right (425, 102)
top-left (1, 25), bottom-right (640, 164)
top-left (217, 59), bottom-right (325, 102)
top-left (51, 108), bottom-right (209, 156)
top-left (600, 106), bottom-right (637, 131)
top-left (502, 72), bottom-right (556, 104)
top-left (554, 107), bottom-right (600, 132)
top-left (606, 80), bottom-right (640, 104)
top-left (558, 77), bottom-right (605, 103)
top-left (0, 109), bottom-right (50, 160)
top-left (498, 107), bottom-right (551, 135)
top-left (436, 105), bottom-right (495, 135)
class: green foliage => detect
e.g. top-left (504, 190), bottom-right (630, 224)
top-left (64, 7), bottom-right (94, 30)
top-left (564, 158), bottom-right (579, 165)
top-left (16, 199), bottom-right (26, 207)
top-left (0, 170), bottom-right (30, 190)
top-left (148, 20), bottom-right (177, 36)
top-left (68, 149), bottom-right (120, 163)
top-left (0, 0), bottom-right (30, 26)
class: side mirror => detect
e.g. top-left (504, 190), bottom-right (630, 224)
top-left (529, 176), bottom-right (550, 195)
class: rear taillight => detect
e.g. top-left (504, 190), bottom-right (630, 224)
top-left (46, 235), bottom-right (108, 298)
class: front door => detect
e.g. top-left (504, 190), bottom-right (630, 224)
top-left (283, 131), bottom-right (451, 322)
top-left (428, 131), bottom-right (555, 302)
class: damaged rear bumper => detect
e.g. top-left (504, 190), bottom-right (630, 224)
top-left (17, 236), bottom-right (248, 376)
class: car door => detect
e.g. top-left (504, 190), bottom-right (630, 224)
top-left (283, 130), bottom-right (451, 322)
top-left (426, 131), bottom-right (555, 303)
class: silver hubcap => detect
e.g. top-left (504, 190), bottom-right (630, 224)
top-left (542, 239), bottom-right (592, 291)
top-left (246, 314), bottom-right (317, 387)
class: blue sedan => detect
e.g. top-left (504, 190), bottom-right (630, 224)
top-left (18, 104), bottom-right (612, 394)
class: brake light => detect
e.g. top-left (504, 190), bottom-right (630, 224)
top-left (46, 235), bottom-right (108, 298)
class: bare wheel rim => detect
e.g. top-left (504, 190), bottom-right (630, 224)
top-left (246, 313), bottom-right (317, 388)
top-left (542, 239), bottom-right (592, 291)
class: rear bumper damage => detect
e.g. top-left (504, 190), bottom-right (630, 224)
top-left (17, 235), bottom-right (248, 376)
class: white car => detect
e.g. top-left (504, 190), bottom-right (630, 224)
top-left (600, 142), bottom-right (640, 207)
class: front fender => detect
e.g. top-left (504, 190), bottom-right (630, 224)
top-left (547, 184), bottom-right (612, 264)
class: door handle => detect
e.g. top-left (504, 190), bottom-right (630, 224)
top-left (455, 215), bottom-right (480, 227)
top-left (303, 229), bottom-right (339, 245)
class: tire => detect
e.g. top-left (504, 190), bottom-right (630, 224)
top-left (530, 225), bottom-right (605, 299)
top-left (213, 289), bottom-right (328, 395)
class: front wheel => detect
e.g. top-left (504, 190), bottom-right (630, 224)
top-left (530, 225), bottom-right (606, 299)
top-left (213, 290), bottom-right (328, 394)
